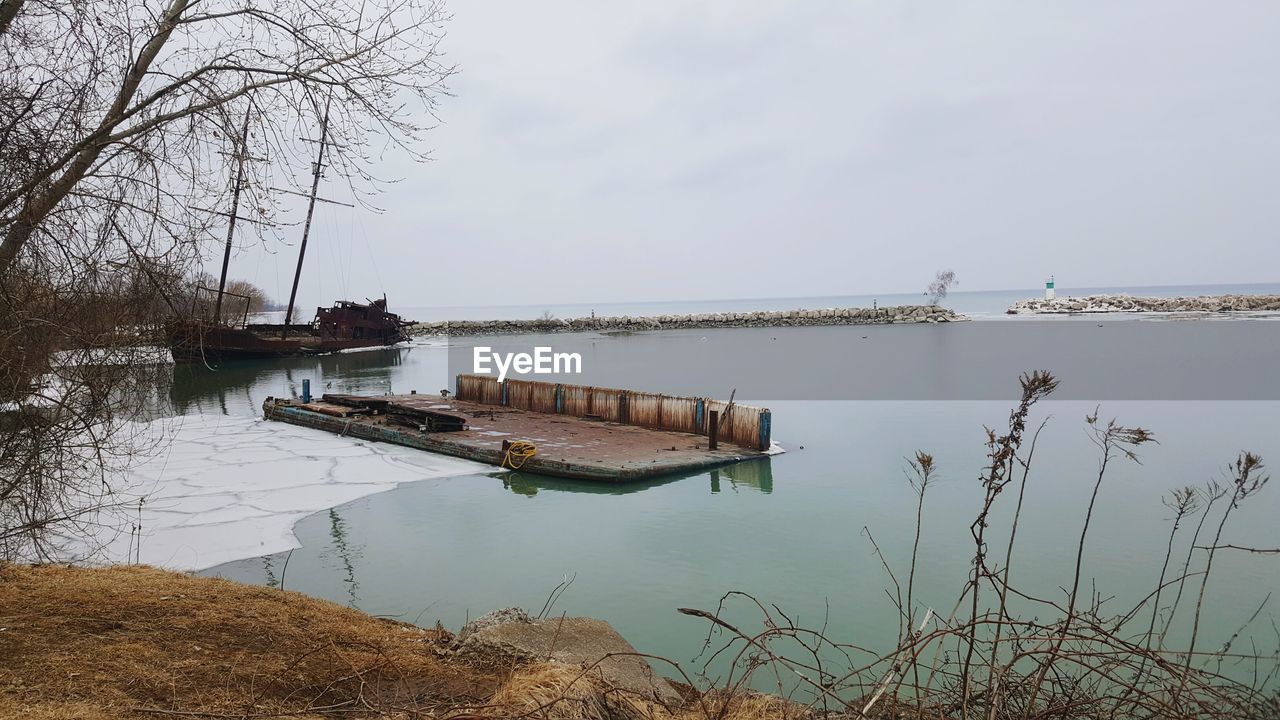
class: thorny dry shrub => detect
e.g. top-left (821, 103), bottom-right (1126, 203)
top-left (669, 372), bottom-right (1278, 720)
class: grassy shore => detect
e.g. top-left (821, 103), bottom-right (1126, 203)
top-left (0, 564), bottom-right (513, 718)
top-left (0, 564), bottom-right (792, 720)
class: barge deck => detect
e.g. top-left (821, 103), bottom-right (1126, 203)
top-left (263, 394), bottom-right (770, 482)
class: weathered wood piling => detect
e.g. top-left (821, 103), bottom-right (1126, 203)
top-left (455, 375), bottom-right (771, 451)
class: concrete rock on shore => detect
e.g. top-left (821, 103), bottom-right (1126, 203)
top-left (1007, 294), bottom-right (1280, 315)
top-left (411, 305), bottom-right (965, 337)
top-left (457, 610), bottom-right (681, 704)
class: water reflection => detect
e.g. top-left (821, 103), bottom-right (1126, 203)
top-left (499, 457), bottom-right (774, 497)
top-left (499, 471), bottom-right (687, 497)
top-left (323, 508), bottom-right (362, 608)
top-left (710, 460), bottom-right (773, 494)
top-left (166, 346), bottom-right (408, 416)
top-left (261, 555), bottom-right (280, 589)
top-left (210, 459), bottom-right (776, 606)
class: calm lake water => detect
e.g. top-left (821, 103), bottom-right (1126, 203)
top-left (186, 286), bottom-right (1280, 674)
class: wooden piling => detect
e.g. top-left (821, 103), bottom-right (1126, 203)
top-left (454, 375), bottom-right (770, 450)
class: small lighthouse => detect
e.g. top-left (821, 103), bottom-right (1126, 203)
top-left (1045, 275), bottom-right (1056, 301)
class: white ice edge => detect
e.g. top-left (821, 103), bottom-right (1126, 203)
top-left (333, 340), bottom-right (417, 354)
top-left (76, 413), bottom-right (495, 572)
top-left (765, 441), bottom-right (786, 456)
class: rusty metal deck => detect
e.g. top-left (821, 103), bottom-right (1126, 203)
top-left (263, 394), bottom-right (769, 482)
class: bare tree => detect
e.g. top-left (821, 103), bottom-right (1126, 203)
top-left (0, 264), bottom-right (174, 561)
top-left (224, 279), bottom-right (277, 315)
top-left (1, 0), bottom-right (454, 275)
top-left (1, 0), bottom-right (454, 559)
top-left (925, 269), bottom-right (958, 306)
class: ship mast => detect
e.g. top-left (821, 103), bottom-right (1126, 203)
top-left (282, 98), bottom-right (332, 339)
top-left (211, 107), bottom-right (254, 325)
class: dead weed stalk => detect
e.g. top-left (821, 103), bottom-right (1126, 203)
top-left (668, 372), bottom-right (1277, 720)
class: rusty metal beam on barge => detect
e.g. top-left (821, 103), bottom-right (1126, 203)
top-left (262, 394), bottom-right (770, 483)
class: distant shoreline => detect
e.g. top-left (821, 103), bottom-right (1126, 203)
top-left (1008, 293), bottom-right (1280, 315)
top-left (410, 304), bottom-right (965, 336)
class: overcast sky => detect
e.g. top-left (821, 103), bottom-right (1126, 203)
top-left (238, 1), bottom-right (1280, 309)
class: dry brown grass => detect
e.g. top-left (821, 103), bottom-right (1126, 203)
top-left (0, 564), bottom-right (510, 718)
top-left (0, 564), bottom-right (814, 720)
top-left (702, 694), bottom-right (796, 720)
top-left (481, 663), bottom-right (633, 720)
top-left (471, 662), bottom-right (808, 720)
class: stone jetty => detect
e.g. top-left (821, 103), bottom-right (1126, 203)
top-left (1007, 294), bottom-right (1280, 315)
top-left (410, 305), bottom-right (965, 337)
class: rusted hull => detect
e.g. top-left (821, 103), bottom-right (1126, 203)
top-left (314, 337), bottom-right (407, 352)
top-left (166, 321), bottom-right (317, 363)
top-left (166, 297), bottom-right (412, 363)
top-left (316, 300), bottom-right (410, 347)
top-left (167, 333), bottom-right (407, 363)
top-left (243, 323), bottom-right (409, 354)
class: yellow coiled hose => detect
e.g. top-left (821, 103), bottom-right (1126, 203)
top-left (502, 440), bottom-right (538, 470)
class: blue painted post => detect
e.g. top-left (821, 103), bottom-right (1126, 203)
top-left (758, 411), bottom-right (772, 451)
top-left (455, 374), bottom-right (462, 399)
top-left (501, 379), bottom-right (509, 406)
top-left (555, 384), bottom-right (564, 413)
top-left (695, 399), bottom-right (705, 432)
top-left (302, 379), bottom-right (311, 403)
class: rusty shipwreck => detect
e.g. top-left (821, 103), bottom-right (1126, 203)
top-left (166, 102), bottom-right (410, 363)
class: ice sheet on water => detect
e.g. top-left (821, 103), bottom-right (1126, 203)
top-left (78, 413), bottom-right (494, 571)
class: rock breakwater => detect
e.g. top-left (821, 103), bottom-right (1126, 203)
top-left (1008, 294), bottom-right (1280, 315)
top-left (410, 305), bottom-right (964, 337)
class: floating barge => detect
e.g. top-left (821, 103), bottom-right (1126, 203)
top-left (263, 376), bottom-right (773, 482)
